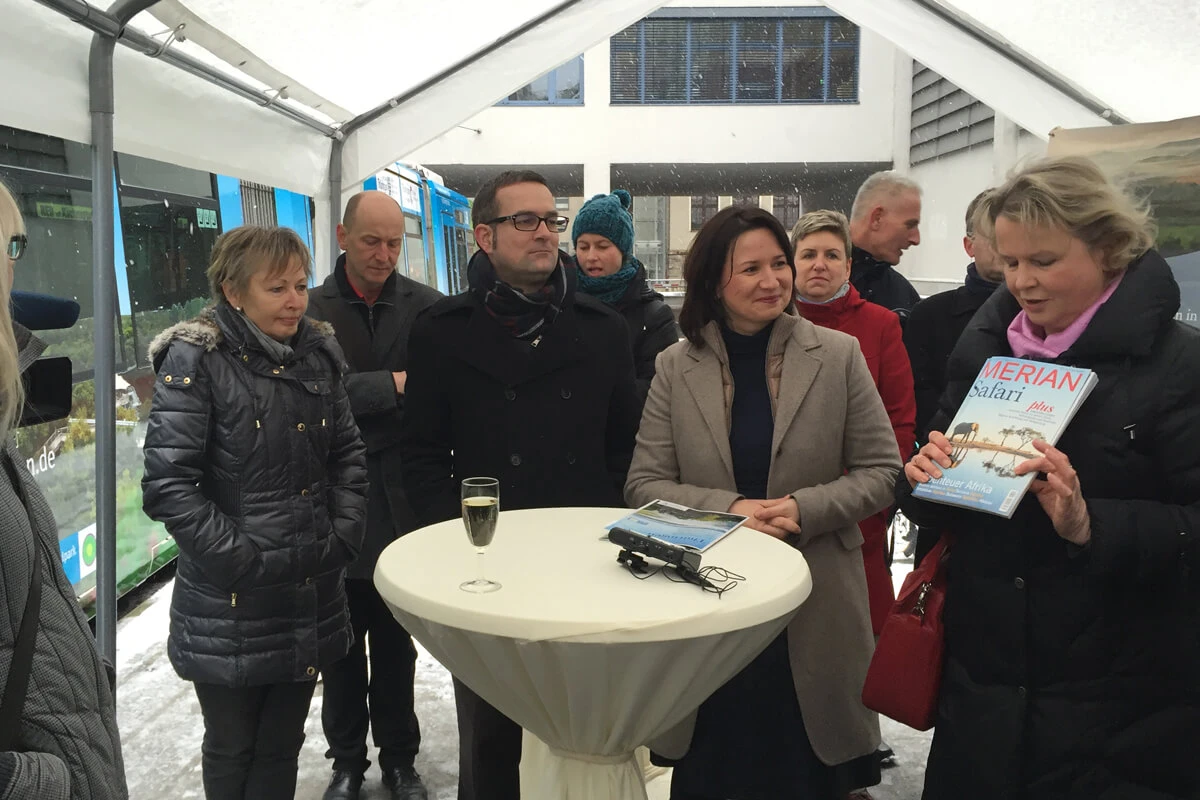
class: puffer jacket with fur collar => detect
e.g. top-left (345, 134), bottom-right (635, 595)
top-left (141, 303), bottom-right (368, 686)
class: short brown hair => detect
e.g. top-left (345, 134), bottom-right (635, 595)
top-left (790, 209), bottom-right (851, 256)
top-left (978, 156), bottom-right (1156, 276)
top-left (207, 226), bottom-right (312, 303)
top-left (472, 170), bottom-right (550, 227)
top-left (964, 189), bottom-right (995, 236)
top-left (679, 205), bottom-right (796, 346)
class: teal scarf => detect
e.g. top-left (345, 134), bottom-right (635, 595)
top-left (575, 259), bottom-right (639, 305)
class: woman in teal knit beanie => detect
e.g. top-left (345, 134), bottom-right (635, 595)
top-left (572, 190), bottom-right (680, 401)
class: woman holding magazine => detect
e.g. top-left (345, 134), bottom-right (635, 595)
top-left (626, 204), bottom-right (901, 800)
top-left (901, 156), bottom-right (1200, 799)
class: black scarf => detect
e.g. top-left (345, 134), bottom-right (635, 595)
top-left (468, 250), bottom-right (569, 340)
top-left (964, 263), bottom-right (1001, 297)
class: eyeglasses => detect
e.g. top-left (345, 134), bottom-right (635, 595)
top-left (485, 213), bottom-right (570, 233)
top-left (6, 234), bottom-right (27, 261)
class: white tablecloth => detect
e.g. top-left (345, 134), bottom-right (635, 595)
top-left (375, 507), bottom-right (812, 799)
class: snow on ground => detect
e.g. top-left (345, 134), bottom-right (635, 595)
top-left (115, 554), bottom-right (931, 799)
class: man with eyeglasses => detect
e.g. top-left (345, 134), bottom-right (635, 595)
top-left (399, 170), bottom-right (641, 800)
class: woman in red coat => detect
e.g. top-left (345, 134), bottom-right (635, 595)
top-left (791, 210), bottom-right (916, 634)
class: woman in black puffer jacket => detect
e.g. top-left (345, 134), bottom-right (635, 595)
top-left (572, 190), bottom-right (680, 401)
top-left (901, 157), bottom-right (1200, 800)
top-left (142, 226), bottom-right (367, 800)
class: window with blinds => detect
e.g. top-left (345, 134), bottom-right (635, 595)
top-left (773, 195), bottom-right (802, 231)
top-left (690, 195), bottom-right (718, 230)
top-left (240, 181), bottom-right (277, 227)
top-left (611, 15), bottom-right (859, 105)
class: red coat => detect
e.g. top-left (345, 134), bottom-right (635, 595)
top-left (796, 285), bottom-right (916, 633)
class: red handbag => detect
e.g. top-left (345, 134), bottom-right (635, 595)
top-left (861, 536), bottom-right (949, 731)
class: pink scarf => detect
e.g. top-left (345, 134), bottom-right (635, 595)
top-left (1006, 273), bottom-right (1124, 359)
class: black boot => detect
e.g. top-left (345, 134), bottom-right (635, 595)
top-left (382, 766), bottom-right (429, 800)
top-left (322, 769), bottom-right (364, 800)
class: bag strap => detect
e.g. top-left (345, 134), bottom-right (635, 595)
top-left (0, 456), bottom-right (44, 751)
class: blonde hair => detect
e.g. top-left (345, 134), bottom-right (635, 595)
top-left (207, 225), bottom-right (312, 303)
top-left (0, 181), bottom-right (27, 439)
top-left (791, 209), bottom-right (852, 256)
top-left (979, 156), bottom-right (1156, 275)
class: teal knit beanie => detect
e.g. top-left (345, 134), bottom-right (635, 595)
top-left (572, 190), bottom-right (635, 260)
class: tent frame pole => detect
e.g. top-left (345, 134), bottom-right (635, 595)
top-left (88, 0), bottom-right (164, 679)
top-left (34, 0), bottom-right (337, 136)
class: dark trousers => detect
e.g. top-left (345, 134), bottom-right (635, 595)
top-left (321, 578), bottom-right (421, 774)
top-left (453, 676), bottom-right (521, 800)
top-left (193, 679), bottom-right (316, 800)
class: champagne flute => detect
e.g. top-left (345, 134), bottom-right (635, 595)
top-left (460, 477), bottom-right (501, 593)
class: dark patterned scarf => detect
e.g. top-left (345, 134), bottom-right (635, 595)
top-left (965, 263), bottom-right (1001, 297)
top-left (468, 251), bottom-right (569, 340)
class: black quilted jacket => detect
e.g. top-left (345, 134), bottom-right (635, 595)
top-left (899, 250), bottom-right (1200, 799)
top-left (142, 304), bottom-right (367, 687)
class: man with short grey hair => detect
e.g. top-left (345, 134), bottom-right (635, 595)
top-left (848, 171), bottom-right (923, 321)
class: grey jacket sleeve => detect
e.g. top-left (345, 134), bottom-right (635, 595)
top-left (0, 751), bottom-right (71, 800)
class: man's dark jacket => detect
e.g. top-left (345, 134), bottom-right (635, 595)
top-left (850, 245), bottom-right (921, 324)
top-left (903, 265), bottom-right (1000, 438)
top-left (398, 252), bottom-right (642, 527)
top-left (308, 257), bottom-right (443, 578)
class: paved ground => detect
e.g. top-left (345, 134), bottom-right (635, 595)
top-left (115, 555), bottom-right (931, 799)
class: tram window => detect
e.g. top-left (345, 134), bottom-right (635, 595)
top-left (0, 126), bottom-right (92, 177)
top-left (118, 152), bottom-right (215, 198)
top-left (3, 176), bottom-right (115, 375)
top-left (455, 229), bottom-right (471, 294)
top-left (121, 196), bottom-right (220, 367)
top-left (404, 214), bottom-right (428, 285)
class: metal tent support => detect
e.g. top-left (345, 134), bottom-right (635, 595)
top-left (34, 0), bottom-right (337, 136)
top-left (88, 0), bottom-right (163, 676)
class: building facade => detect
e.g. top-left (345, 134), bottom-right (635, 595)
top-left (407, 1), bottom-right (1045, 293)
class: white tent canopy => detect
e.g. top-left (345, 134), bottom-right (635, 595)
top-left (5, 0), bottom-right (1200, 265)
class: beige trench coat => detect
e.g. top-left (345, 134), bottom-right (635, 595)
top-left (626, 312), bottom-right (901, 766)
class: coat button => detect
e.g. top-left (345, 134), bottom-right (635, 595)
top-left (1014, 577), bottom-right (1025, 589)
top-left (305, 577), bottom-right (312, 585)
top-left (272, 368), bottom-right (281, 375)
top-left (163, 375), bottom-right (173, 383)
top-left (1017, 685), bottom-right (1027, 698)
top-left (242, 354), bottom-right (249, 362)
top-left (510, 454), bottom-right (522, 467)
top-left (182, 377), bottom-right (191, 385)
top-left (306, 666), bottom-right (316, 677)
top-left (297, 423), bottom-right (306, 432)
top-left (567, 454), bottom-right (576, 465)
top-left (560, 388), bottom-right (572, 399)
top-left (301, 488), bottom-right (309, 496)
top-left (504, 388), bottom-right (516, 401)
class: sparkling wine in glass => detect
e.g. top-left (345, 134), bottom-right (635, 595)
top-left (461, 477), bottom-right (500, 593)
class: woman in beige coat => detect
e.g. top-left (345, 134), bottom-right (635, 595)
top-left (626, 205), bottom-right (900, 800)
